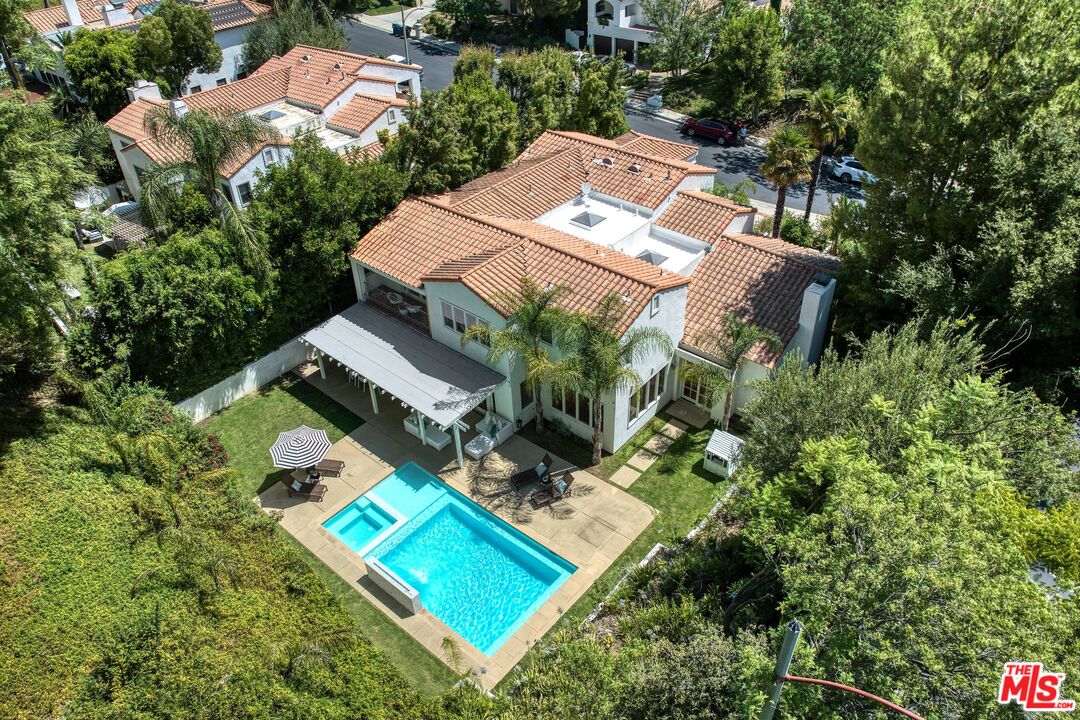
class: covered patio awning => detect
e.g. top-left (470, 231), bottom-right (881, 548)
top-left (301, 303), bottom-right (505, 431)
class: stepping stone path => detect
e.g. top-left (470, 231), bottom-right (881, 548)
top-left (610, 465), bottom-right (641, 489)
top-left (609, 418), bottom-right (692, 488)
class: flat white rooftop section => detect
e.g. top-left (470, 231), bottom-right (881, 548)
top-left (313, 125), bottom-right (357, 151)
top-left (614, 232), bottom-right (704, 275)
top-left (538, 197), bottom-right (651, 247)
top-left (252, 101), bottom-right (317, 134)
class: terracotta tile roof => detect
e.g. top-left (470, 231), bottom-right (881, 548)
top-left (327, 94), bottom-right (406, 135)
top-left (185, 66), bottom-right (291, 111)
top-left (440, 149), bottom-right (585, 219)
top-left (26, 0), bottom-right (268, 34)
top-left (612, 130), bottom-right (699, 162)
top-left (682, 233), bottom-right (838, 367)
top-left (523, 130), bottom-right (715, 210)
top-left (351, 197), bottom-right (689, 332)
top-left (724, 232), bottom-right (840, 273)
top-left (105, 96), bottom-right (167, 142)
top-left (654, 191), bottom-right (755, 242)
top-left (221, 136), bottom-right (292, 177)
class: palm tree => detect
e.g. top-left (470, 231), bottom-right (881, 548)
top-left (556, 293), bottom-right (673, 465)
top-left (799, 84), bottom-right (856, 220)
top-left (139, 106), bottom-right (276, 279)
top-left (682, 312), bottom-right (781, 430)
top-left (759, 124), bottom-right (816, 239)
top-left (462, 278), bottom-right (570, 434)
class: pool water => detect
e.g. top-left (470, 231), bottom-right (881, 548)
top-left (323, 462), bottom-right (576, 655)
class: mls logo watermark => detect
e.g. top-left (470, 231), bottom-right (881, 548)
top-left (999, 662), bottom-right (1075, 712)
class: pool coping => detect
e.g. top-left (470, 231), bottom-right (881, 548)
top-left (257, 429), bottom-right (657, 687)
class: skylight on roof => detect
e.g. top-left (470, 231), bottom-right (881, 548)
top-left (570, 211), bottom-right (606, 229)
top-left (261, 110), bottom-right (286, 120)
top-left (636, 250), bottom-right (669, 266)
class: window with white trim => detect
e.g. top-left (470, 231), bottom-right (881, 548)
top-left (216, 78), bottom-right (227, 86)
top-left (650, 295), bottom-right (660, 317)
top-left (237, 182), bottom-right (253, 206)
top-left (263, 148), bottom-right (275, 164)
top-left (628, 366), bottom-right (667, 426)
top-left (189, 84), bottom-right (202, 94)
top-left (388, 108), bottom-right (397, 123)
top-left (552, 388), bottom-right (602, 428)
top-left (440, 300), bottom-right (489, 346)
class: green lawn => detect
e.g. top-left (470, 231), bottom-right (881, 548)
top-left (202, 376), bottom-right (364, 497)
top-left (365, 3), bottom-right (405, 15)
top-left (501, 415), bottom-right (726, 688)
top-left (200, 377), bottom-right (458, 695)
top-left (519, 415), bottom-right (668, 480)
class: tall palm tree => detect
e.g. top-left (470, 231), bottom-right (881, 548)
top-left (556, 293), bottom-right (673, 465)
top-left (799, 84), bottom-right (857, 220)
top-left (759, 124), bottom-right (816, 239)
top-left (139, 106), bottom-right (276, 279)
top-left (682, 312), bottom-right (781, 430)
top-left (461, 278), bottom-right (570, 434)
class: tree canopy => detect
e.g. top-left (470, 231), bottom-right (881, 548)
top-left (241, 0), bottom-right (345, 71)
top-left (709, 8), bottom-right (785, 121)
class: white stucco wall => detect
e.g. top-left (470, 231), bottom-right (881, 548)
top-left (112, 139), bottom-right (152, 199)
top-left (226, 144), bottom-right (292, 204)
top-left (355, 62), bottom-right (422, 97)
top-left (185, 26), bottom-right (249, 93)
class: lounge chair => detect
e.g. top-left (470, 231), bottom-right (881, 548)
top-left (279, 473), bottom-right (328, 501)
top-left (531, 471), bottom-right (574, 508)
top-left (511, 453), bottom-right (553, 491)
top-left (315, 458), bottom-right (345, 477)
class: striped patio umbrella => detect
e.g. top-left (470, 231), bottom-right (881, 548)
top-left (269, 425), bottom-right (332, 469)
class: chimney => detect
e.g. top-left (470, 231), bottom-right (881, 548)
top-left (126, 78), bottom-right (162, 102)
top-left (580, 181), bottom-right (592, 200)
top-left (795, 274), bottom-right (836, 364)
top-left (169, 98), bottom-right (190, 117)
top-left (101, 0), bottom-right (134, 25)
top-left (61, 0), bottom-right (84, 27)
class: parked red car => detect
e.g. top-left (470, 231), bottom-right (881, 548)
top-left (679, 118), bottom-right (747, 146)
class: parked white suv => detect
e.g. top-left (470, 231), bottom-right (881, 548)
top-left (831, 156), bottom-right (877, 184)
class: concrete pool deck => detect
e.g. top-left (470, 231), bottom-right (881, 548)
top-left (255, 363), bottom-right (657, 685)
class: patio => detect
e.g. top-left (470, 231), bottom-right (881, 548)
top-left (256, 362), bottom-right (656, 685)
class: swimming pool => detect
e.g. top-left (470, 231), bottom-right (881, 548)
top-left (323, 462), bottom-right (576, 655)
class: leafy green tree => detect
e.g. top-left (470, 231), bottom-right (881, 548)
top-left (147, 0), bottom-right (222, 94)
top-left (0, 0), bottom-right (31, 88)
top-left (63, 28), bottom-right (144, 119)
top-left (138, 106), bottom-right (275, 279)
top-left (836, 0), bottom-right (1080, 402)
top-left (495, 46), bottom-right (575, 145)
top-left (638, 0), bottom-right (738, 75)
top-left (681, 313), bottom-right (781, 430)
top-left (798, 84), bottom-right (856, 220)
top-left (382, 71), bottom-right (518, 193)
top-left (67, 230), bottom-right (264, 398)
top-left (709, 8), bottom-right (785, 122)
top-left (556, 292), bottom-right (672, 464)
top-left (452, 43), bottom-right (495, 81)
top-left (517, 0), bottom-right (578, 24)
top-left (241, 0), bottom-right (345, 71)
top-left (758, 124), bottom-right (815, 237)
top-left (461, 278), bottom-right (570, 434)
top-left (784, 0), bottom-right (909, 97)
top-left (0, 97), bottom-right (93, 381)
top-left (566, 56), bottom-right (628, 138)
top-left (249, 137), bottom-right (408, 339)
top-left (436, 0), bottom-right (497, 36)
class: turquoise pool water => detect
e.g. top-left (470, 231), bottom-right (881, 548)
top-left (323, 462), bottom-right (576, 655)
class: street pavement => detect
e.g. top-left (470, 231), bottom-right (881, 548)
top-left (338, 21), bottom-right (864, 215)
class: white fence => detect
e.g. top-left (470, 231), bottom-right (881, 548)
top-left (175, 334), bottom-right (314, 423)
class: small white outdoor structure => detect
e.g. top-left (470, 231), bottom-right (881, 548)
top-left (704, 429), bottom-right (744, 478)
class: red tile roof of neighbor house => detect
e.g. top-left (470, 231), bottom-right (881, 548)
top-left (654, 191), bottom-right (756, 242)
top-left (25, 0), bottom-right (269, 34)
top-left (351, 196), bottom-right (689, 332)
top-left (105, 45), bottom-right (416, 174)
top-left (611, 130), bottom-right (699, 162)
top-left (682, 233), bottom-right (838, 367)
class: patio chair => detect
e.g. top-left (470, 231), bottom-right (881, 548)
top-left (531, 471), bottom-right (574, 508)
top-left (279, 473), bottom-right (328, 501)
top-left (315, 458), bottom-right (345, 477)
top-left (511, 453), bottom-right (553, 491)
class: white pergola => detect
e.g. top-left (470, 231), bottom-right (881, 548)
top-left (301, 303), bottom-right (505, 467)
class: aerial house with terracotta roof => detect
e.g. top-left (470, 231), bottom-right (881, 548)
top-left (302, 129), bottom-right (838, 457)
top-left (25, 0), bottom-right (272, 94)
top-left (104, 45), bottom-right (421, 205)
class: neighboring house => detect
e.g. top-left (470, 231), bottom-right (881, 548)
top-left (304, 129), bottom-right (837, 459)
top-left (24, 0), bottom-right (271, 94)
top-left (103, 45), bottom-right (421, 204)
top-left (586, 0), bottom-right (655, 62)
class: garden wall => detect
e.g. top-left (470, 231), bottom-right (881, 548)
top-left (175, 335), bottom-right (314, 423)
